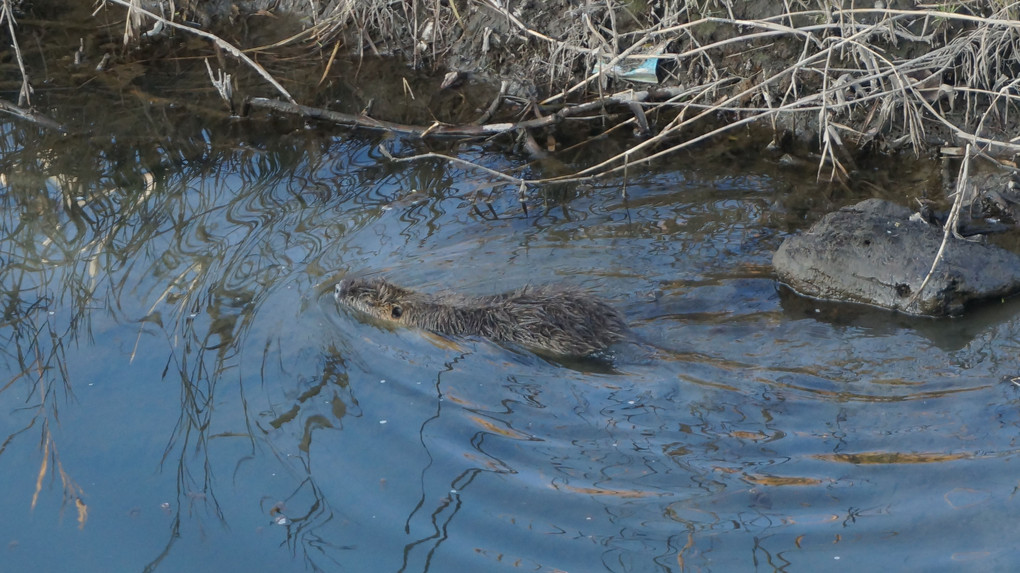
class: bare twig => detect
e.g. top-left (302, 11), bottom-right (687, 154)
top-left (385, 148), bottom-right (525, 186)
top-left (204, 59), bottom-right (234, 114)
top-left (909, 143), bottom-right (972, 311)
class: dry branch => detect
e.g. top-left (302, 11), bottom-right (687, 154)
top-left (909, 143), bottom-right (973, 311)
top-left (244, 87), bottom-right (686, 138)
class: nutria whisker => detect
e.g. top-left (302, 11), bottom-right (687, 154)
top-left (334, 277), bottom-right (628, 357)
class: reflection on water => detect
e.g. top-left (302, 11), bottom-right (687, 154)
top-left (2, 103), bottom-right (1020, 572)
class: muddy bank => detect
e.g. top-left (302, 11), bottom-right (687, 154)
top-left (167, 0), bottom-right (1020, 163)
top-left (10, 1), bottom-right (1020, 174)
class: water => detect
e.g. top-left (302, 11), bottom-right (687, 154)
top-left (2, 58), bottom-right (1020, 573)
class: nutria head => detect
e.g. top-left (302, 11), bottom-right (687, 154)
top-left (334, 278), bottom-right (416, 323)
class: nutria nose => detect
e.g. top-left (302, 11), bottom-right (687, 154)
top-left (333, 280), bottom-right (346, 300)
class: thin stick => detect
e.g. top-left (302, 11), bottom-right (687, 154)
top-left (475, 80), bottom-right (508, 125)
top-left (908, 143), bottom-right (971, 312)
top-left (386, 149), bottom-right (526, 186)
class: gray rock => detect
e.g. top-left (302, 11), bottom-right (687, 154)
top-left (773, 198), bottom-right (1020, 316)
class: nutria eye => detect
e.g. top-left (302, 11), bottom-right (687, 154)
top-left (391, 306), bottom-right (403, 319)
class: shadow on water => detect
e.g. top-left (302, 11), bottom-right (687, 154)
top-left (777, 283), bottom-right (1020, 352)
top-left (3, 11), bottom-right (1020, 573)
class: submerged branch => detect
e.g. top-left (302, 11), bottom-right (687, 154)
top-left (0, 98), bottom-right (66, 132)
top-left (244, 87), bottom-right (686, 139)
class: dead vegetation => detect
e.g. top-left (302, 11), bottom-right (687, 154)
top-left (5, 1), bottom-right (1020, 187)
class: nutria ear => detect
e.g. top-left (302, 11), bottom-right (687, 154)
top-left (391, 305), bottom-right (403, 319)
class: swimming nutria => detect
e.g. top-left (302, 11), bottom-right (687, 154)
top-left (334, 278), bottom-right (628, 357)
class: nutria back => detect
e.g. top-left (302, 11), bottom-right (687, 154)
top-left (334, 278), bottom-right (628, 357)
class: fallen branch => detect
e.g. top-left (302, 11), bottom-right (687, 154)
top-left (244, 97), bottom-right (515, 136)
top-left (243, 87), bottom-right (686, 138)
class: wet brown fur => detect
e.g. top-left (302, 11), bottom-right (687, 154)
top-left (334, 278), bottom-right (628, 357)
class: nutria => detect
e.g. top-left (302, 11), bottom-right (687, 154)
top-left (334, 277), bottom-right (628, 357)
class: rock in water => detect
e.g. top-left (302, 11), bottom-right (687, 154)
top-left (773, 198), bottom-right (1020, 316)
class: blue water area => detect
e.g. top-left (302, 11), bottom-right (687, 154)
top-left (1, 123), bottom-right (1019, 573)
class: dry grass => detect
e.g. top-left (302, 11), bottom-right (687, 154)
top-left (301, 0), bottom-right (1020, 185)
top-left (11, 0), bottom-right (1011, 187)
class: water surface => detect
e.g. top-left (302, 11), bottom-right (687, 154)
top-left (1, 64), bottom-right (1019, 573)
